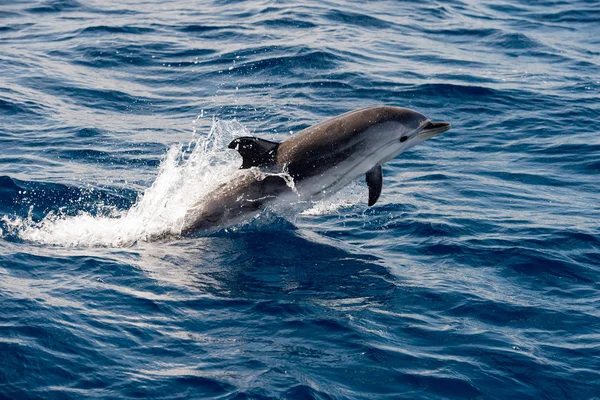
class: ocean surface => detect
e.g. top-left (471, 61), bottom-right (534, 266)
top-left (1, 0), bottom-right (599, 398)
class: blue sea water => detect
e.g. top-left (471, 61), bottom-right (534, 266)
top-left (1, 0), bottom-right (600, 398)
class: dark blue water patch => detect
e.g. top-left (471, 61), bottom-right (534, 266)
top-left (260, 17), bottom-right (318, 30)
top-left (0, 87), bottom-right (54, 121)
top-left (526, 7), bottom-right (600, 24)
top-left (25, 0), bottom-right (87, 13)
top-left (0, 175), bottom-right (21, 196)
top-left (161, 48), bottom-right (220, 61)
top-left (73, 127), bottom-right (105, 138)
top-left (24, 0), bottom-right (137, 16)
top-left (280, 385), bottom-right (335, 400)
top-left (487, 31), bottom-right (545, 51)
top-left (0, 97), bottom-right (45, 117)
top-left (278, 80), bottom-right (356, 91)
top-left (1, 29), bottom-right (79, 44)
top-left (78, 25), bottom-right (155, 35)
top-left (357, 83), bottom-right (500, 106)
top-left (0, 54), bottom-right (36, 71)
top-left (532, 142), bottom-right (600, 158)
top-left (484, 3), bottom-right (529, 16)
top-left (2, 127), bottom-right (166, 159)
top-left (422, 26), bottom-right (559, 59)
top-left (420, 26), bottom-right (498, 42)
top-left (429, 234), bottom-right (600, 286)
top-left (506, 248), bottom-right (598, 284)
top-left (0, 10), bottom-right (27, 19)
top-left (477, 169), bottom-right (578, 187)
top-left (178, 24), bottom-right (230, 34)
top-left (324, 9), bottom-right (393, 30)
top-left (380, 216), bottom-right (470, 239)
top-left (223, 48), bottom-right (342, 78)
top-left (20, 76), bottom-right (160, 113)
top-left (0, 175), bottom-right (135, 221)
top-left (46, 147), bottom-right (162, 168)
top-left (573, 159), bottom-right (600, 175)
top-left (173, 24), bottom-right (257, 44)
top-left (188, 230), bottom-right (393, 299)
top-left (64, 45), bottom-right (215, 70)
top-left (524, 149), bottom-right (600, 178)
top-left (488, 244), bottom-right (595, 285)
top-left (0, 22), bottom-right (35, 33)
top-left (458, 345), bottom-right (572, 398)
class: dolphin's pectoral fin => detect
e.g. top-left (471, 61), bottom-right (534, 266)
top-left (365, 165), bottom-right (383, 206)
top-left (228, 137), bottom-right (280, 169)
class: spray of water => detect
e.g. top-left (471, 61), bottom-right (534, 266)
top-left (2, 119), bottom-right (361, 247)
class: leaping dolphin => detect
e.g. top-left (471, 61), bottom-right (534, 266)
top-left (182, 106), bottom-right (451, 233)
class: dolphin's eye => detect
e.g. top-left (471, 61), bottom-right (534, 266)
top-left (400, 136), bottom-right (407, 143)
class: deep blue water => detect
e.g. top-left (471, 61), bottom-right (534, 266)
top-left (2, 0), bottom-right (600, 398)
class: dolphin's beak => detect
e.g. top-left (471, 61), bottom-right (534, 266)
top-left (418, 121), bottom-right (452, 139)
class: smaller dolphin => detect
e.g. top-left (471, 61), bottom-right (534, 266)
top-left (182, 106), bottom-right (450, 233)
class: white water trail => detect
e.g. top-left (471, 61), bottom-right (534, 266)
top-left (2, 119), bottom-right (363, 247)
top-left (4, 120), bottom-right (243, 246)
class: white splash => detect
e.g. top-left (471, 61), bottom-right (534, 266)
top-left (2, 119), bottom-right (366, 247)
top-left (3, 120), bottom-right (247, 247)
top-left (302, 181), bottom-right (364, 216)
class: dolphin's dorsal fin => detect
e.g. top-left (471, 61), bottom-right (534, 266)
top-left (365, 165), bottom-right (383, 206)
top-left (228, 137), bottom-right (280, 169)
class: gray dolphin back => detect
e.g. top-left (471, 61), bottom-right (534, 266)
top-left (276, 106), bottom-right (427, 167)
top-left (226, 106), bottom-right (430, 207)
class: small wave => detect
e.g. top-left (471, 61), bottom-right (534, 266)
top-left (79, 25), bottom-right (155, 35)
top-left (26, 0), bottom-right (87, 14)
top-left (0, 97), bottom-right (46, 118)
top-left (324, 9), bottom-right (393, 30)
